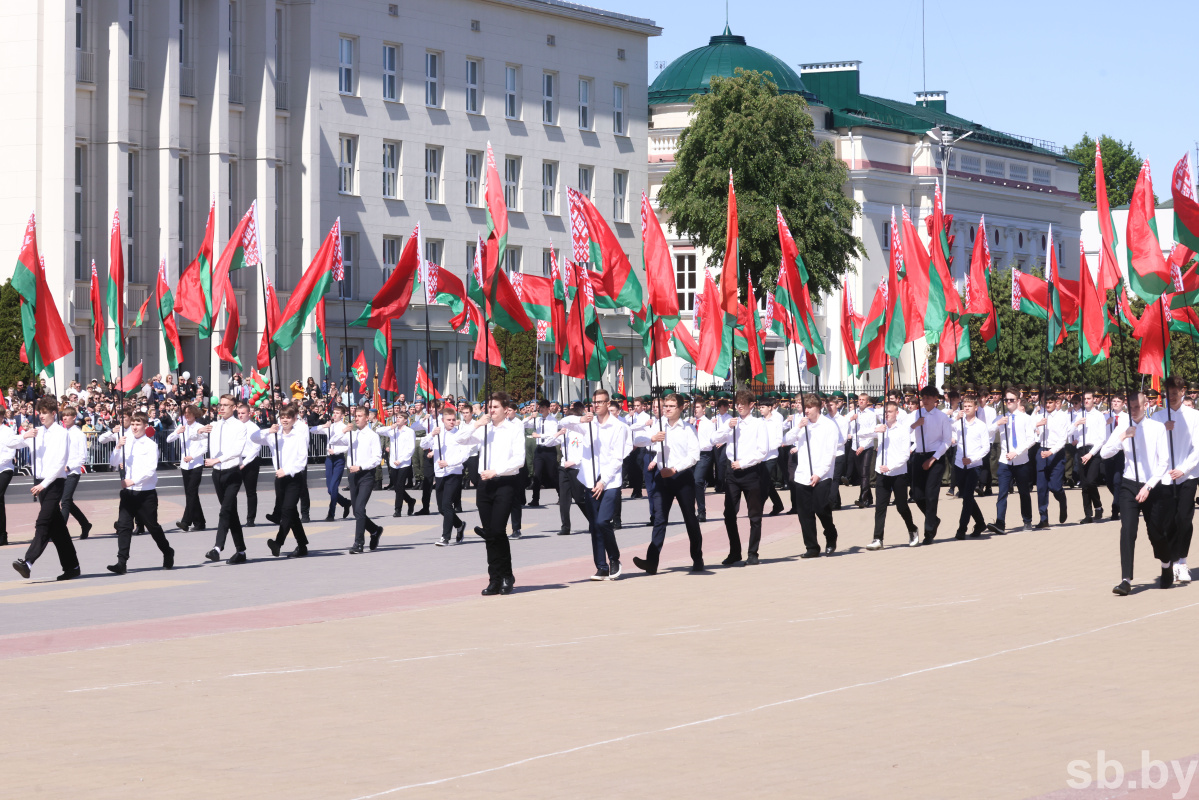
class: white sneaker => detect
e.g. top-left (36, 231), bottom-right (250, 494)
top-left (608, 560), bottom-right (622, 580)
top-left (435, 536), bottom-right (449, 547)
top-left (1176, 563), bottom-right (1192, 583)
top-left (908, 532), bottom-right (920, 547)
top-left (866, 539), bottom-right (883, 551)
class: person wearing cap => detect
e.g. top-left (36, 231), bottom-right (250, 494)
top-left (523, 398), bottom-right (559, 508)
top-left (908, 385), bottom-right (952, 543)
top-left (713, 397), bottom-right (732, 493)
top-left (1151, 375), bottom-right (1199, 584)
top-left (757, 396), bottom-right (785, 517)
top-left (847, 392), bottom-right (878, 508)
top-left (867, 399), bottom-right (919, 550)
top-left (785, 394), bottom-right (839, 557)
top-left (987, 386), bottom-right (1036, 534)
top-left (710, 389), bottom-right (770, 565)
top-left (951, 394), bottom-right (990, 539)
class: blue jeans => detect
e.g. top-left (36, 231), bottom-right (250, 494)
top-left (995, 460), bottom-right (1033, 528)
top-left (325, 454), bottom-right (350, 515)
top-left (585, 486), bottom-right (621, 573)
top-left (1036, 449), bottom-right (1067, 523)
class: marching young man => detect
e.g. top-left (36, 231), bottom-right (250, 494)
top-left (524, 398), bottom-right (559, 507)
top-left (11, 398), bottom-right (80, 581)
top-left (1072, 390), bottom-right (1109, 523)
top-left (709, 390), bottom-right (769, 566)
top-left (1103, 394), bottom-right (1128, 520)
top-left (316, 406), bottom-right (354, 520)
top-left (255, 407), bottom-right (311, 558)
top-left (422, 405), bottom-right (469, 546)
top-left (1102, 392), bottom-right (1172, 595)
top-left (691, 398), bottom-right (716, 523)
top-left (106, 410), bottom-right (174, 574)
top-left (378, 410), bottom-right (417, 517)
top-left (0, 409), bottom-right (21, 546)
top-left (1152, 376), bottom-right (1199, 583)
top-left (98, 407), bottom-right (144, 536)
top-left (758, 397), bottom-right (784, 517)
top-left (848, 392), bottom-right (878, 508)
top-left (344, 406), bottom-right (384, 553)
top-left (952, 394), bottom-right (990, 539)
top-left (632, 394), bottom-right (704, 574)
top-left (202, 395), bottom-right (249, 564)
top-left (168, 404), bottom-right (208, 531)
top-left (462, 392), bottom-right (525, 595)
top-left (784, 395), bottom-right (839, 559)
top-left (558, 388), bottom-right (633, 580)
top-left (867, 401), bottom-right (919, 550)
top-left (908, 385), bottom-right (953, 543)
top-left (555, 403), bottom-right (588, 536)
top-left (237, 402), bottom-right (263, 527)
top-left (987, 387), bottom-right (1036, 534)
top-left (1033, 392), bottom-right (1070, 529)
top-left (58, 406), bottom-right (93, 539)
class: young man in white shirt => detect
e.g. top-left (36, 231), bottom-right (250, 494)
top-left (378, 410), bottom-right (417, 517)
top-left (1102, 394), bottom-right (1128, 521)
top-left (1102, 392), bottom-right (1173, 595)
top-left (908, 385), bottom-right (953, 543)
top-left (236, 402), bottom-right (264, 527)
top-left (848, 393), bottom-right (878, 508)
top-left (255, 406), bottom-right (311, 558)
top-left (987, 387), bottom-right (1036, 534)
top-left (757, 397), bottom-right (785, 517)
top-left (784, 394), bottom-right (839, 558)
top-left (462, 392), bottom-right (525, 594)
top-left (558, 388), bottom-right (633, 580)
top-left (106, 410), bottom-right (175, 574)
top-left (953, 394), bottom-right (991, 539)
top-left (710, 390), bottom-right (770, 566)
top-left (1033, 392), bottom-right (1071, 529)
top-left (867, 401), bottom-right (919, 550)
top-left (691, 398), bottom-right (716, 523)
top-left (316, 405), bottom-right (354, 520)
top-left (1153, 375), bottom-right (1199, 583)
top-left (827, 394), bottom-right (850, 511)
top-left (168, 404), bottom-right (209, 531)
top-left (11, 398), bottom-right (79, 581)
top-left (98, 408), bottom-right (145, 536)
top-left (632, 394), bottom-right (705, 574)
top-left (344, 405), bottom-right (384, 553)
top-left (0, 408), bottom-right (22, 547)
top-left (201, 394), bottom-right (249, 564)
top-left (524, 398), bottom-right (559, 507)
top-left (555, 403), bottom-right (588, 536)
top-left (423, 406), bottom-right (470, 546)
top-left (1073, 390), bottom-right (1109, 523)
top-left (59, 405), bottom-right (93, 539)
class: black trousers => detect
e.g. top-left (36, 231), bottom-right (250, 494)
top-left (644, 468), bottom-right (704, 568)
top-left (115, 489), bottom-right (172, 563)
top-left (435, 473), bottom-right (463, 538)
top-left (558, 465), bottom-right (588, 534)
top-left (0, 470), bottom-right (11, 544)
top-left (724, 466), bottom-right (764, 560)
top-left (956, 466), bottom-right (985, 534)
top-left (180, 466), bottom-right (206, 528)
top-left (349, 469), bottom-right (382, 547)
top-left (476, 475), bottom-right (518, 582)
top-left (694, 450), bottom-right (713, 518)
top-left (1167, 478), bottom-right (1198, 561)
top-left (1118, 480), bottom-right (1173, 580)
top-left (419, 449), bottom-right (435, 511)
top-left (273, 474), bottom-right (308, 548)
top-left (464, 454), bottom-right (480, 488)
top-left (212, 468), bottom-right (245, 552)
top-left (854, 448), bottom-right (876, 503)
top-left (24, 479), bottom-right (77, 571)
top-left (796, 478), bottom-right (836, 554)
top-left (625, 448), bottom-right (645, 494)
top-left (713, 445), bottom-right (728, 493)
top-left (1103, 453), bottom-right (1125, 516)
top-left (531, 446), bottom-right (558, 505)
top-left (1077, 445), bottom-right (1104, 518)
top-left (759, 460), bottom-right (783, 511)
top-left (873, 472), bottom-right (914, 542)
top-left (908, 452), bottom-right (945, 537)
top-left (299, 467), bottom-right (310, 516)
top-left (830, 454), bottom-right (845, 509)
top-left (508, 466), bottom-right (527, 533)
top-left (241, 459), bottom-right (261, 522)
top-left (390, 465), bottom-right (414, 513)
top-left (60, 472), bottom-right (90, 532)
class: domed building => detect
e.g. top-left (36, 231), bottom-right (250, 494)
top-left (647, 26), bottom-right (1087, 391)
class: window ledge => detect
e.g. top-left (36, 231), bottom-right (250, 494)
top-left (543, 121), bottom-right (559, 128)
top-left (383, 98), bottom-right (403, 105)
top-left (425, 200), bottom-right (445, 207)
top-left (339, 91), bottom-right (357, 98)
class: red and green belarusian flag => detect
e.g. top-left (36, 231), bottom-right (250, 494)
top-left (175, 199), bottom-right (216, 334)
top-left (455, 298), bottom-right (505, 369)
top-left (351, 351), bottom-right (368, 394)
top-left (315, 298), bottom-right (331, 369)
top-left (695, 266), bottom-right (733, 379)
top-left (670, 321), bottom-right (700, 365)
top-left (1078, 244), bottom-right (1110, 364)
top-left (900, 205), bottom-right (930, 342)
top-left (640, 192), bottom-right (678, 329)
top-left (1126, 160), bottom-right (1171, 303)
top-left (353, 223), bottom-right (422, 354)
top-left (106, 208), bottom-right (126, 370)
top-left (257, 274), bottom-right (280, 371)
top-left (937, 319), bottom-right (971, 364)
top-left (1168, 297), bottom-right (1199, 343)
top-left (1172, 153), bottom-right (1199, 254)
top-left (840, 282), bottom-right (860, 370)
top-left (776, 207), bottom-right (824, 354)
top-left (1133, 294), bottom-right (1171, 377)
top-left (732, 282), bottom-right (767, 383)
top-left (925, 183), bottom-right (964, 343)
top-left (720, 170), bottom-right (741, 334)
top-left (883, 207), bottom-right (909, 358)
top-left (415, 360), bottom-right (441, 402)
top-left (273, 219), bottom-right (341, 351)
top-left (248, 369), bottom-right (269, 407)
top-left (381, 334), bottom-right (400, 395)
top-left (213, 284), bottom-right (242, 368)
top-left (964, 215), bottom-right (998, 352)
top-left (1046, 224), bottom-right (1066, 352)
top-left (1169, 245), bottom-right (1199, 309)
top-left (559, 262), bottom-right (607, 381)
top-left (855, 278), bottom-right (889, 374)
top-left (135, 258), bottom-right (184, 372)
top-left (566, 186), bottom-right (645, 313)
top-left (13, 213), bottom-right (72, 377)
top-left (547, 243), bottom-right (569, 355)
top-left (511, 271), bottom-right (557, 346)
top-left (472, 142), bottom-right (533, 334)
top-left (1095, 141), bottom-right (1123, 296)
top-left (89, 259), bottom-right (110, 376)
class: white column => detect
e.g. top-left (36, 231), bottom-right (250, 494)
top-left (154, 0), bottom-right (180, 378)
top-left (106, 3), bottom-right (130, 378)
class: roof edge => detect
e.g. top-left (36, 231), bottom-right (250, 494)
top-left (480, 0), bottom-right (661, 35)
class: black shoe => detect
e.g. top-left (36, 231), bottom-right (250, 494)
top-left (163, 548), bottom-right (175, 569)
top-left (1161, 567), bottom-right (1175, 589)
top-left (268, 539), bottom-right (281, 557)
top-left (1059, 507), bottom-right (1067, 524)
top-left (369, 530), bottom-right (382, 551)
top-left (301, 513), bottom-right (311, 523)
top-left (455, 521), bottom-right (466, 542)
top-left (631, 492), bottom-right (643, 499)
top-left (698, 514), bottom-right (707, 523)
top-left (193, 525), bottom-right (207, 532)
top-left (393, 511), bottom-right (403, 518)
top-left (266, 513), bottom-right (280, 524)
top-left (499, 576), bottom-right (515, 595)
top-left (747, 554), bottom-right (760, 565)
top-left (12, 559), bottom-right (30, 579)
top-left (508, 530), bottom-right (522, 540)
top-left (922, 534), bottom-right (935, 545)
top-left (721, 554), bottom-right (743, 566)
top-left (1093, 512), bottom-right (1104, 522)
top-left (823, 544), bottom-right (836, 556)
top-left (1080, 516), bottom-right (1094, 525)
top-left (324, 514), bottom-right (336, 522)
top-left (1034, 521), bottom-right (1050, 530)
top-left (1113, 579), bottom-right (1131, 596)
top-left (342, 502), bottom-right (351, 519)
top-left (955, 530), bottom-right (966, 540)
top-left (557, 529), bottom-right (571, 536)
top-left (406, 499), bottom-right (416, 515)
top-left (227, 551), bottom-right (247, 565)
top-left (245, 520), bottom-right (256, 528)
top-left (769, 507), bottom-right (782, 517)
top-left (691, 562), bottom-right (705, 572)
top-left (174, 520), bottom-right (188, 531)
top-left (612, 521), bottom-right (622, 530)
top-left (986, 523), bottom-right (1006, 535)
top-left (474, 526), bottom-right (485, 537)
top-left (286, 546), bottom-right (308, 558)
top-left (205, 548), bottom-right (221, 562)
top-left (633, 556), bottom-right (657, 575)
top-left (107, 561), bottom-right (127, 575)
top-left (799, 550), bottom-right (822, 559)
top-left (481, 580), bottom-right (502, 596)
top-left (79, 522), bottom-right (92, 540)
top-left (348, 544), bottom-right (364, 554)
top-left (1111, 511), bottom-right (1120, 521)
top-left (453, 505), bottom-right (462, 513)
top-left (57, 566), bottom-right (81, 581)
top-left (414, 508), bottom-right (430, 516)
top-left (436, 535), bottom-right (450, 547)
top-left (969, 526), bottom-right (984, 538)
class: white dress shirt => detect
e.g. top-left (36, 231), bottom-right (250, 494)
top-left (464, 417), bottom-right (526, 477)
top-left (849, 407), bottom-right (878, 450)
top-left (322, 419), bottom-right (349, 455)
top-left (763, 410), bottom-right (784, 458)
top-left (29, 422), bottom-right (69, 489)
top-left (1100, 416), bottom-right (1169, 488)
top-left (953, 416), bottom-right (992, 469)
top-left (875, 418), bottom-right (911, 477)
top-left (241, 419), bottom-right (262, 464)
top-left (1151, 405), bottom-right (1199, 483)
top-left (996, 411), bottom-right (1036, 466)
top-left (692, 414), bottom-right (716, 453)
top-left (710, 415), bottom-right (769, 469)
top-left (65, 424), bottom-right (88, 475)
top-left (422, 424), bottom-right (468, 477)
top-left (559, 413), bottom-right (632, 488)
top-left (345, 424), bottom-right (382, 470)
top-left (910, 407), bottom-right (952, 459)
top-left (524, 413), bottom-right (560, 447)
top-left (635, 418), bottom-right (699, 473)
top-left (252, 422), bottom-right (309, 475)
top-left (1037, 409), bottom-right (1072, 456)
top-left (379, 424), bottom-right (416, 469)
top-left (1074, 408), bottom-right (1108, 451)
top-left (108, 431), bottom-right (159, 490)
top-left (0, 424), bottom-right (21, 473)
top-left (831, 412), bottom-right (850, 449)
top-left (560, 423), bottom-right (585, 467)
top-left (783, 415), bottom-right (838, 483)
top-left (209, 416), bottom-right (247, 470)
top-left (167, 420), bottom-right (208, 470)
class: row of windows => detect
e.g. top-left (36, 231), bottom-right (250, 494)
top-left (336, 136), bottom-right (629, 221)
top-left (338, 37), bottom-right (627, 134)
top-left (881, 220), bottom-right (1063, 257)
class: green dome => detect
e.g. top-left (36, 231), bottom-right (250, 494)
top-left (649, 25), bottom-right (811, 106)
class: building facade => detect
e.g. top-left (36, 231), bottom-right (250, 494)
top-left (647, 29), bottom-right (1090, 390)
top-left (0, 0), bottom-right (659, 398)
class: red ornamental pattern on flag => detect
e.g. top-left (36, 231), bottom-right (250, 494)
top-left (1172, 247), bottom-right (1186, 292)
top-left (1175, 153), bottom-right (1195, 201)
top-left (1011, 270), bottom-right (1022, 311)
top-left (577, 262), bottom-right (594, 304)
top-left (535, 319), bottom-right (550, 342)
top-left (330, 218), bottom-right (344, 281)
top-left (568, 187), bottom-right (590, 263)
top-left (509, 271), bottom-right (524, 302)
top-left (918, 357), bottom-right (929, 390)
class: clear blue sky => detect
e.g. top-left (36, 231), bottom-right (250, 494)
top-left (604, 0), bottom-right (1198, 186)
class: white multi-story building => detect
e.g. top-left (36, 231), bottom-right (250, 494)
top-left (0, 0), bottom-right (659, 398)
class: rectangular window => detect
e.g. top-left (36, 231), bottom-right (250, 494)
top-left (882, 221), bottom-right (891, 250)
top-left (424, 239), bottom-right (442, 267)
top-left (382, 141), bottom-right (399, 199)
top-left (542, 71), bottom-right (555, 124)
top-left (177, 155), bottom-right (188, 272)
top-left (504, 156), bottom-right (521, 211)
top-left (382, 44), bottom-right (397, 101)
top-left (274, 8), bottom-right (286, 108)
top-left (338, 135), bottom-right (356, 194)
top-left (1009, 163), bottom-right (1029, 182)
top-left (1032, 167), bottom-right (1052, 185)
top-left (227, 0), bottom-right (241, 102)
top-left (541, 248), bottom-right (553, 277)
top-left (578, 165), bottom-right (593, 200)
top-left (178, 0), bottom-right (188, 65)
top-left (74, 146), bottom-right (85, 280)
top-left (959, 154), bottom-right (981, 174)
top-left (466, 241), bottom-right (478, 277)
top-left (126, 151), bottom-right (138, 281)
top-left (338, 233), bottom-right (354, 299)
top-left (465, 58), bottom-right (480, 113)
top-left (505, 65), bottom-right (519, 119)
top-left (338, 36), bottom-right (354, 95)
top-left (424, 146), bottom-right (441, 203)
top-left (578, 78), bottom-right (591, 129)
top-left (274, 165), bottom-right (282, 272)
top-left (424, 51), bottom-right (439, 107)
top-left (613, 170), bottom-right (627, 222)
top-left (541, 161), bottom-right (557, 214)
top-left (465, 151), bottom-right (481, 206)
top-left (227, 157), bottom-right (237, 236)
top-left (675, 253), bottom-right (697, 312)
top-left (985, 159), bottom-right (1005, 178)
top-left (613, 84), bottom-right (626, 135)
top-left (382, 235), bottom-right (400, 280)
top-left (505, 246), bottom-right (521, 276)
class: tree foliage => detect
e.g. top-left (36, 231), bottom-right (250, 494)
top-left (0, 280), bottom-right (35, 390)
top-left (1065, 134), bottom-right (1150, 208)
top-left (657, 68), bottom-right (862, 298)
top-left (484, 327), bottom-right (540, 403)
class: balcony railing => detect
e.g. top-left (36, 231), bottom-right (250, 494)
top-left (275, 78), bottom-right (288, 110)
top-left (649, 131), bottom-right (679, 158)
top-left (129, 57), bottom-right (146, 91)
top-left (229, 70), bottom-right (243, 104)
top-left (76, 49), bottom-right (95, 83)
top-left (180, 65), bottom-right (195, 98)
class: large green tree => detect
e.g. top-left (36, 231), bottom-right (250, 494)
top-left (0, 280), bottom-right (35, 390)
top-left (1065, 134), bottom-right (1150, 208)
top-left (484, 327), bottom-right (540, 403)
top-left (657, 68), bottom-right (861, 298)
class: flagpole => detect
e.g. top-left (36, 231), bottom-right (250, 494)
top-left (257, 267), bottom-right (281, 466)
top-left (1116, 297), bottom-right (1139, 482)
top-left (910, 340), bottom-right (926, 452)
top-left (422, 270), bottom-right (442, 463)
top-left (1157, 295), bottom-right (1176, 479)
